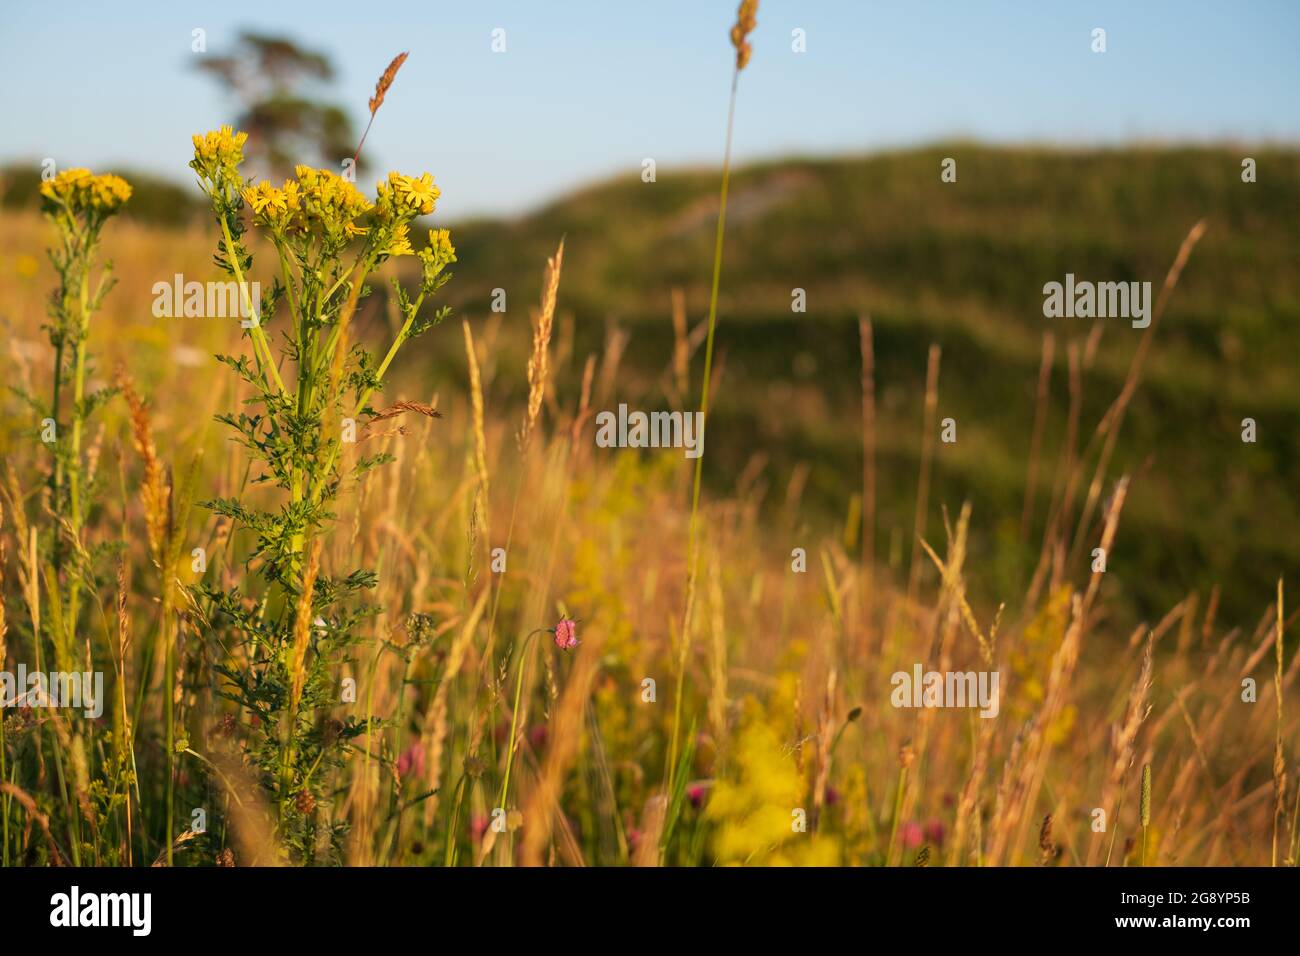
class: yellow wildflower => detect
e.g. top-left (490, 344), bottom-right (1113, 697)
top-left (383, 222), bottom-right (414, 257)
top-left (190, 125), bottom-right (248, 180)
top-left (707, 698), bottom-right (839, 866)
top-left (294, 165), bottom-right (372, 235)
top-left (386, 172), bottom-right (440, 215)
top-left (39, 167), bottom-right (92, 205)
top-left (88, 174), bottom-right (132, 210)
top-left (427, 227), bottom-right (455, 259)
top-left (417, 227), bottom-right (456, 284)
top-left (280, 178), bottom-right (301, 212)
top-left (40, 168), bottom-right (131, 216)
top-left (241, 181), bottom-right (281, 215)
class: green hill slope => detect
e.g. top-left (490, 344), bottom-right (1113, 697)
top-left (441, 144), bottom-right (1300, 624)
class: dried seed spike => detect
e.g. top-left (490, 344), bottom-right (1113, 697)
top-left (369, 52), bottom-right (409, 116)
top-left (463, 321), bottom-right (490, 554)
top-left (116, 365), bottom-right (168, 565)
top-left (1037, 813), bottom-right (1061, 865)
top-left (115, 554), bottom-right (130, 659)
top-left (519, 238), bottom-right (565, 450)
top-left (355, 51), bottom-right (410, 165)
top-left (369, 399), bottom-right (442, 422)
top-left (731, 0), bottom-right (759, 71)
top-left (1140, 763), bottom-right (1152, 827)
top-left (289, 538), bottom-right (323, 714)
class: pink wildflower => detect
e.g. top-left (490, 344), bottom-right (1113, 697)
top-left (553, 618), bottom-right (578, 650)
top-left (396, 742), bottom-right (425, 779)
top-left (899, 820), bottom-right (924, 849)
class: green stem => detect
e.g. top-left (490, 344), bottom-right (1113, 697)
top-left (443, 773), bottom-right (468, 867)
top-left (163, 587), bottom-right (176, 865)
top-left (306, 293), bottom-right (423, 508)
top-left (689, 69), bottom-right (739, 530)
top-left (478, 449), bottom-right (531, 750)
top-left (218, 214), bottom-right (286, 398)
top-left (670, 68), bottom-right (740, 795)
top-left (65, 256), bottom-right (92, 631)
top-left (49, 216), bottom-right (76, 522)
top-left (887, 763), bottom-right (908, 866)
top-left (497, 628), bottom-right (549, 812)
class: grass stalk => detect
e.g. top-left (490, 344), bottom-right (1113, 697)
top-left (671, 63), bottom-right (742, 798)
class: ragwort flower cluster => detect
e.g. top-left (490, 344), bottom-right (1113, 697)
top-left (187, 126), bottom-right (456, 862)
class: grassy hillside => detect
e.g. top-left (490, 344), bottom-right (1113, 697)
top-left (3, 145), bottom-right (1297, 625)
top-left (441, 144), bottom-right (1300, 624)
top-left (1, 141), bottom-right (1296, 869)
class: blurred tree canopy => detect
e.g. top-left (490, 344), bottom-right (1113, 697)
top-left (195, 31), bottom-right (364, 181)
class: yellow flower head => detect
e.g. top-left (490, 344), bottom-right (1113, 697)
top-left (39, 167), bottom-right (93, 205)
top-left (240, 180), bottom-right (291, 225)
top-left (382, 222), bottom-right (414, 258)
top-left (190, 126), bottom-right (249, 181)
top-left (40, 167), bottom-right (132, 217)
top-left (383, 171), bottom-right (440, 217)
top-left (428, 227), bottom-right (454, 255)
top-left (294, 165), bottom-right (372, 236)
top-left (241, 181), bottom-right (275, 214)
top-left (417, 227), bottom-right (456, 281)
top-left (280, 178), bottom-right (301, 212)
top-left (89, 174), bottom-right (133, 210)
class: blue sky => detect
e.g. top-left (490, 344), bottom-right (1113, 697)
top-left (3, 1), bottom-right (1298, 219)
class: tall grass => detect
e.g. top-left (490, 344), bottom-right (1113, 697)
top-left (0, 12), bottom-right (1295, 869)
top-left (671, 0), bottom-right (759, 803)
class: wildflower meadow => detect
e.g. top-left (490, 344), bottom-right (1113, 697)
top-left (0, 5), bottom-right (1297, 937)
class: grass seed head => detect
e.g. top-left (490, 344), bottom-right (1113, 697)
top-left (1140, 763), bottom-right (1152, 827)
top-left (730, 0), bottom-right (759, 70)
top-left (369, 51), bottom-right (409, 116)
top-left (520, 239), bottom-right (565, 449)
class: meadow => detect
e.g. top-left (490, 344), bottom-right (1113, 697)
top-left (0, 10), bottom-right (1296, 869)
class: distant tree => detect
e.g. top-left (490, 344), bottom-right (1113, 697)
top-left (194, 32), bottom-right (363, 181)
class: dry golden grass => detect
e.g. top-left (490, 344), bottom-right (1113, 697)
top-left (0, 173), bottom-right (1294, 868)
